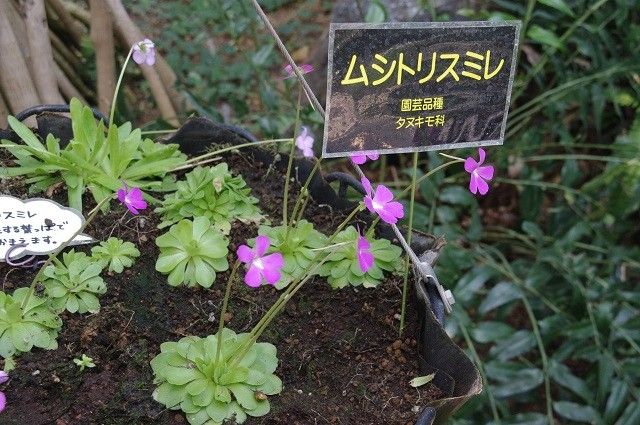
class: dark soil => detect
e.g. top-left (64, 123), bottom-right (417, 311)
top-left (0, 151), bottom-right (442, 424)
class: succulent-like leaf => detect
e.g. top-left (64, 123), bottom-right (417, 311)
top-left (155, 217), bottom-right (229, 288)
top-left (156, 165), bottom-right (264, 233)
top-left (318, 226), bottom-right (403, 289)
top-left (91, 237), bottom-right (141, 273)
top-left (151, 329), bottom-right (282, 424)
top-left (43, 251), bottom-right (107, 314)
top-left (0, 287), bottom-right (62, 359)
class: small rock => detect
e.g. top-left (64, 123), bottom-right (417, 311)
top-left (392, 340), bottom-right (402, 350)
top-left (223, 312), bottom-right (233, 323)
top-left (412, 405), bottom-right (421, 413)
top-left (32, 369), bottom-right (40, 376)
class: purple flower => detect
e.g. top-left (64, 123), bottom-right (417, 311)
top-left (0, 370), bottom-right (7, 413)
top-left (464, 148), bottom-right (495, 195)
top-left (350, 152), bottom-right (379, 165)
top-left (361, 177), bottom-right (404, 225)
top-left (283, 64), bottom-right (313, 79)
top-left (237, 235), bottom-right (284, 287)
top-left (295, 126), bottom-right (314, 158)
top-left (356, 233), bottom-right (374, 273)
top-left (132, 39), bottom-right (156, 66)
top-left (117, 183), bottom-right (148, 215)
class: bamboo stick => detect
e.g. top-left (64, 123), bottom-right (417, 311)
top-left (0, 2), bottom-right (41, 125)
top-left (21, 0), bottom-right (64, 104)
top-left (0, 91), bottom-right (9, 128)
top-left (7, 1), bottom-right (34, 77)
top-left (56, 67), bottom-right (88, 105)
top-left (89, 0), bottom-right (116, 115)
top-left (52, 49), bottom-right (93, 100)
top-left (104, 0), bottom-right (182, 113)
top-left (49, 30), bottom-right (82, 71)
top-left (61, 0), bottom-right (91, 26)
top-left (46, 0), bottom-right (85, 46)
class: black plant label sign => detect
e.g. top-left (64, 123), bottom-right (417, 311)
top-left (322, 21), bottom-right (521, 158)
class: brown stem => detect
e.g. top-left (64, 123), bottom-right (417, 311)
top-left (53, 49), bottom-right (93, 100)
top-left (0, 1), bottom-right (41, 125)
top-left (46, 0), bottom-right (85, 46)
top-left (55, 66), bottom-right (88, 104)
top-left (21, 0), bottom-right (64, 104)
top-left (89, 0), bottom-right (116, 115)
top-left (0, 91), bottom-right (9, 128)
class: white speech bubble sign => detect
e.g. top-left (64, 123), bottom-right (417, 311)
top-left (0, 195), bottom-right (95, 261)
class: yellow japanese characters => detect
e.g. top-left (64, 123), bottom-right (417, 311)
top-left (341, 50), bottom-right (504, 86)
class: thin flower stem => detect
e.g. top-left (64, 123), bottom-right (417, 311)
top-left (438, 152), bottom-right (464, 162)
top-left (399, 151), bottom-right (419, 336)
top-left (170, 139), bottom-right (293, 172)
top-left (289, 159), bottom-right (322, 225)
top-left (140, 129), bottom-right (177, 135)
top-left (20, 196), bottom-right (111, 310)
top-left (215, 260), bottom-right (241, 368)
top-left (294, 191), bottom-right (311, 223)
top-left (109, 48), bottom-right (133, 125)
top-left (230, 204), bottom-right (364, 364)
top-left (284, 87), bottom-right (303, 225)
top-left (310, 241), bottom-right (353, 251)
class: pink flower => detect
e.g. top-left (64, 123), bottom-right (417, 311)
top-left (0, 370), bottom-right (7, 412)
top-left (283, 64), bottom-right (313, 79)
top-left (237, 235), bottom-right (284, 287)
top-left (361, 177), bottom-right (404, 224)
top-left (295, 126), bottom-right (314, 158)
top-left (464, 148), bottom-right (495, 195)
top-left (132, 39), bottom-right (156, 66)
top-left (356, 233), bottom-right (374, 273)
top-left (117, 183), bottom-right (148, 215)
top-left (350, 152), bottom-right (379, 165)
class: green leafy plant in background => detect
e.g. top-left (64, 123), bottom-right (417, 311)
top-left (156, 165), bottom-right (263, 233)
top-left (150, 329), bottom-right (282, 425)
top-left (404, 0), bottom-right (640, 422)
top-left (43, 250), bottom-right (107, 314)
top-left (318, 226), bottom-right (402, 289)
top-left (0, 98), bottom-right (186, 211)
top-left (254, 220), bottom-right (326, 289)
top-left (0, 288), bottom-right (62, 359)
top-left (73, 354), bottom-right (96, 372)
top-left (155, 217), bottom-right (230, 288)
top-left (91, 237), bottom-right (141, 273)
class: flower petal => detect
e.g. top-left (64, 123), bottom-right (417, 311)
top-left (244, 266), bottom-right (262, 287)
top-left (360, 176), bottom-right (373, 197)
top-left (132, 49), bottom-right (144, 65)
top-left (358, 251), bottom-right (375, 273)
top-left (117, 188), bottom-right (127, 203)
top-left (254, 235), bottom-right (270, 257)
top-left (262, 252), bottom-right (284, 270)
top-left (363, 196), bottom-right (375, 214)
top-left (0, 371), bottom-right (8, 384)
top-left (300, 64), bottom-right (314, 74)
top-left (0, 391), bottom-right (5, 413)
top-left (478, 148), bottom-right (486, 165)
top-left (476, 177), bottom-right (490, 195)
top-left (350, 154), bottom-right (366, 165)
top-left (384, 201), bottom-right (404, 220)
top-left (373, 184), bottom-right (394, 203)
top-left (236, 245), bottom-right (254, 264)
top-left (261, 267), bottom-right (281, 285)
top-left (469, 174), bottom-right (480, 194)
top-left (368, 152), bottom-right (379, 161)
top-left (464, 157), bottom-right (478, 173)
top-left (475, 165), bottom-right (494, 180)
